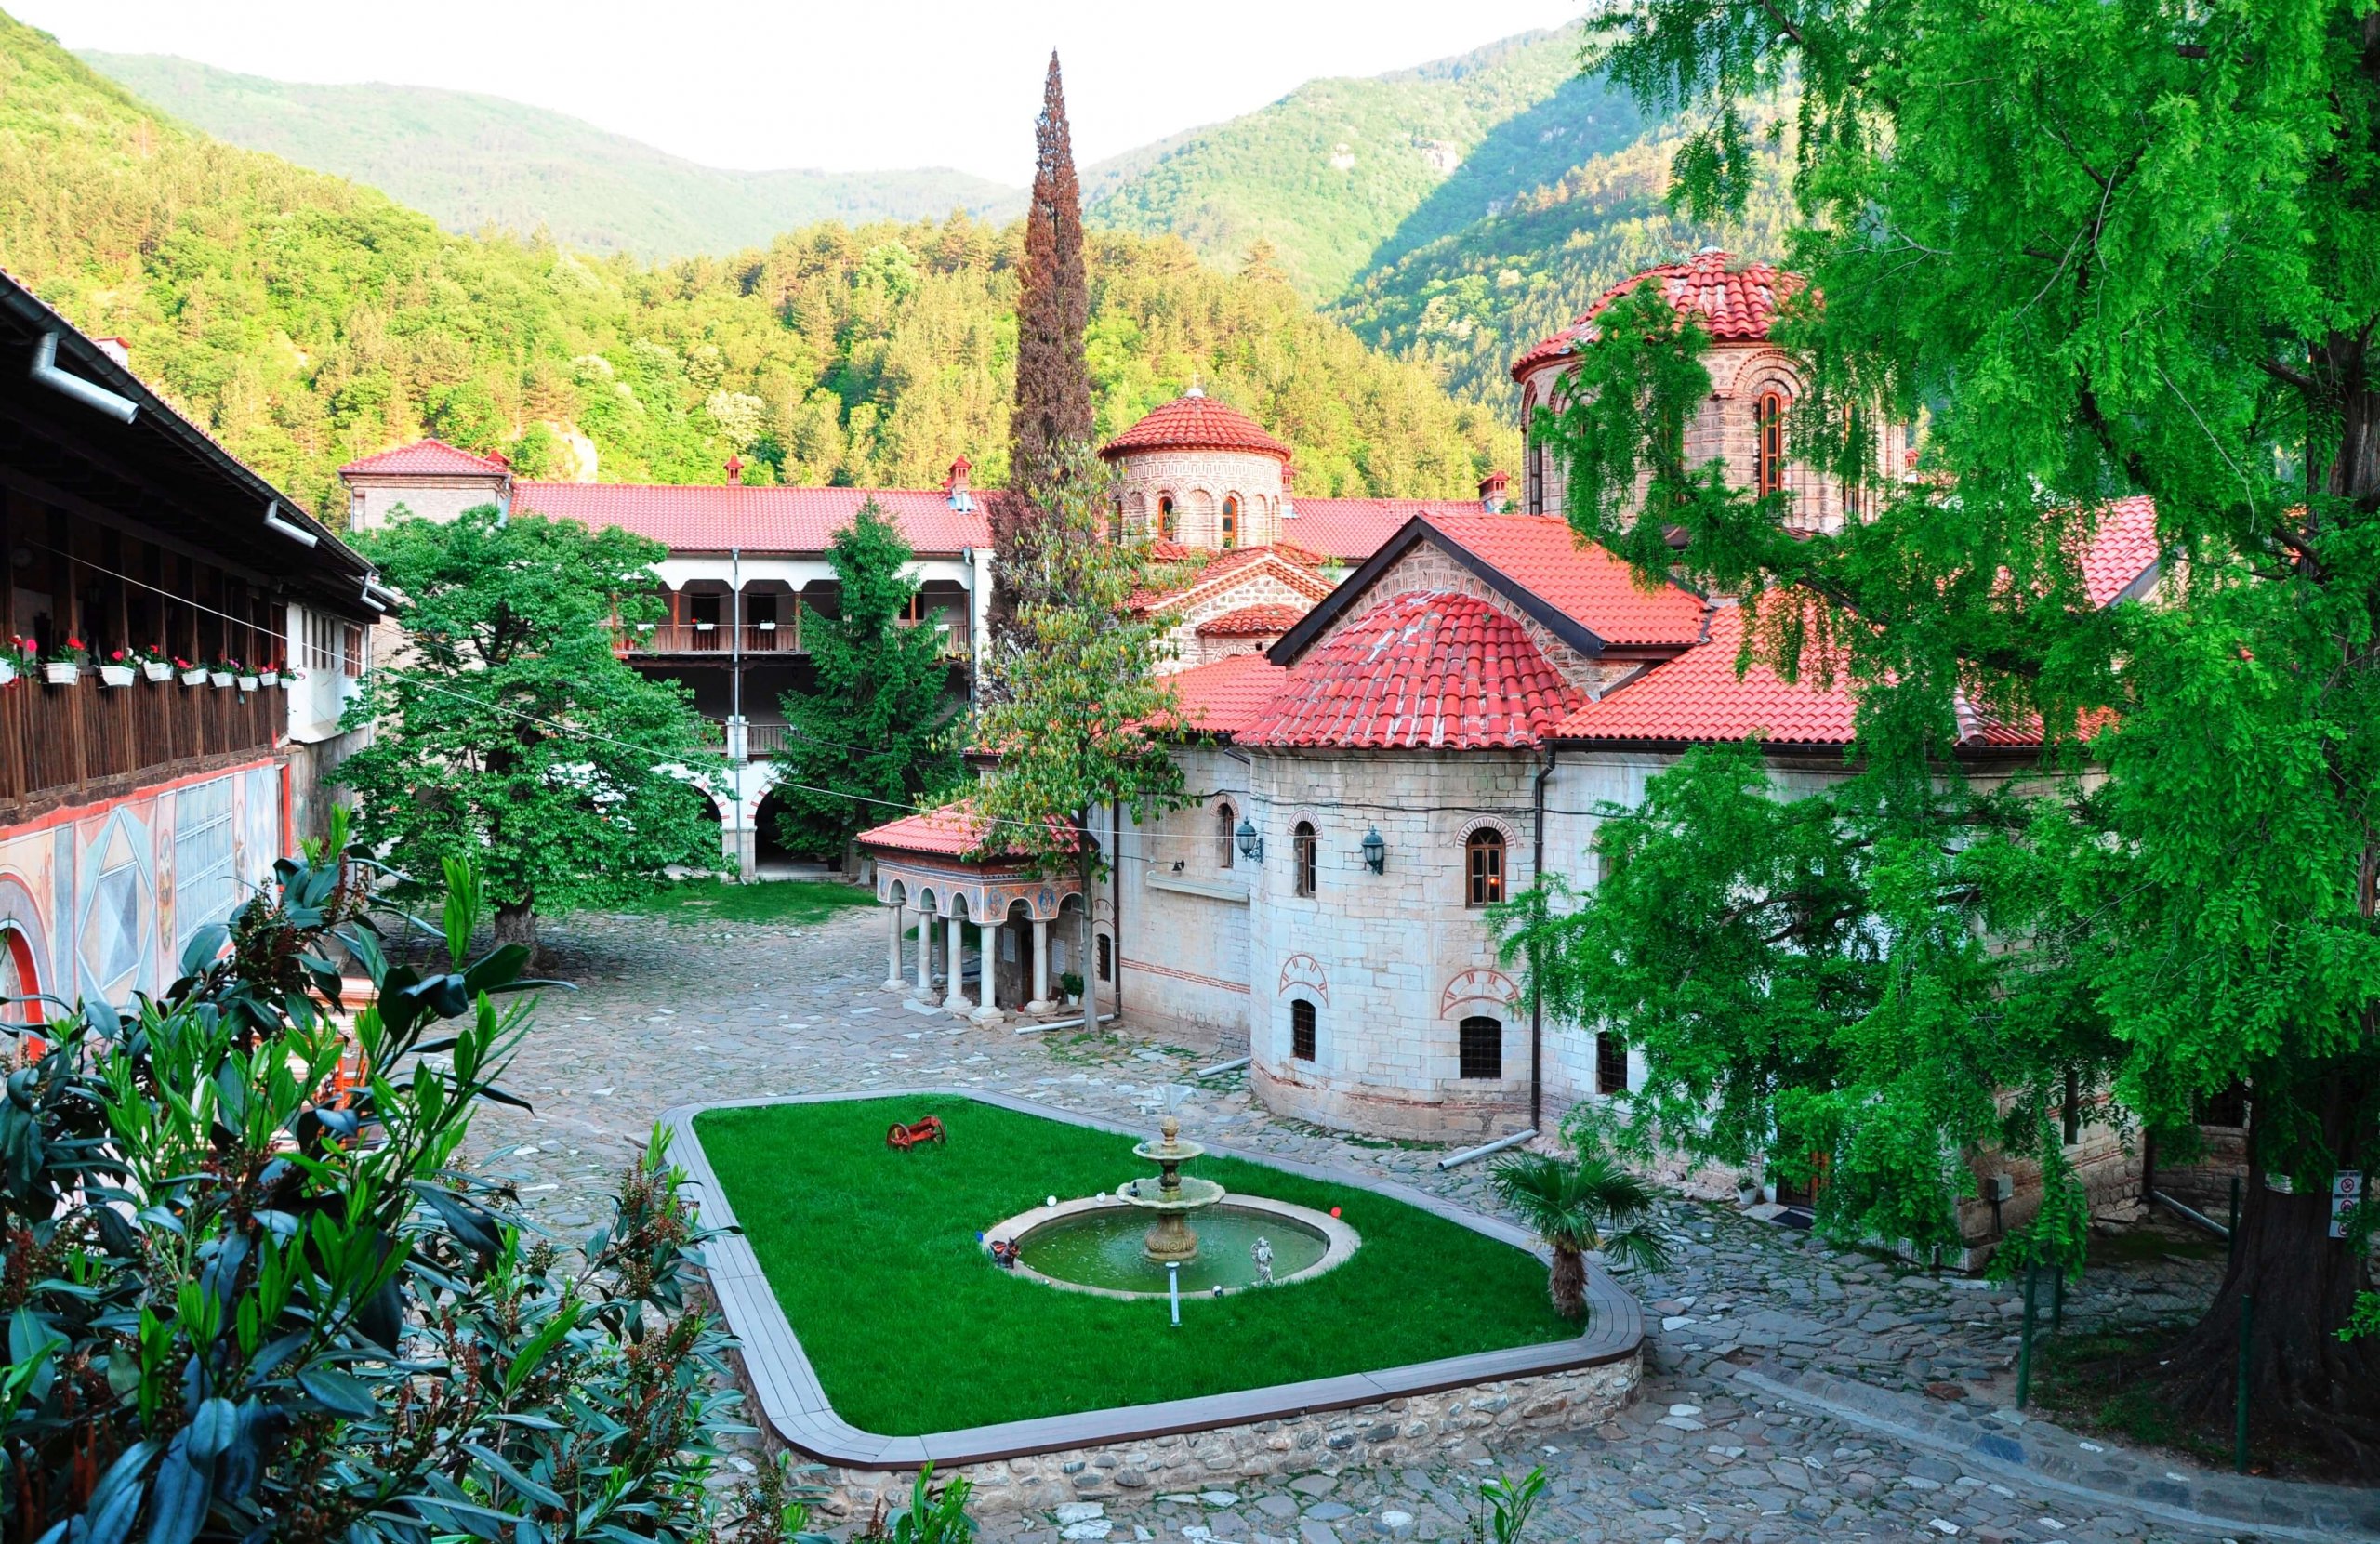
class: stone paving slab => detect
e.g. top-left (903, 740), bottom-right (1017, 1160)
top-left (463, 904), bottom-right (2373, 1543)
top-left (1739, 1363), bottom-right (2380, 1543)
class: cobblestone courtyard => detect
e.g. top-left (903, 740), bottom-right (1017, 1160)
top-left (458, 901), bottom-right (2281, 1544)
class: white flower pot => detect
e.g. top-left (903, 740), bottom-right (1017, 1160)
top-left (236, 675), bottom-right (259, 692)
top-left (179, 668), bottom-right (206, 686)
top-left (258, 670), bottom-right (279, 686)
top-left (99, 664), bottom-right (136, 688)
top-left (0, 660), bottom-right (16, 687)
top-left (44, 663), bottom-right (80, 686)
top-left (142, 661), bottom-right (173, 682)
top-left (208, 671), bottom-right (232, 688)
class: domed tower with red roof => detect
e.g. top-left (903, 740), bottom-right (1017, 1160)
top-left (1098, 388), bottom-right (1290, 550)
top-left (1510, 248), bottom-right (1904, 535)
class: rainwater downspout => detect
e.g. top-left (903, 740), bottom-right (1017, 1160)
top-left (30, 333), bottom-right (138, 423)
top-left (1531, 740), bottom-right (1557, 1132)
top-left (1112, 798), bottom-right (1124, 1019)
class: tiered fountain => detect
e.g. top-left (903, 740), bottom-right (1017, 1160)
top-left (982, 1106), bottom-right (1360, 1300)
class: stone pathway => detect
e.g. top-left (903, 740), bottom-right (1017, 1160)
top-left (456, 902), bottom-right (2330, 1544)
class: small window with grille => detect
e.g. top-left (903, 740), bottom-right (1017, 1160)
top-left (1291, 998), bottom-right (1316, 1061)
top-left (1459, 1016), bottom-right (1502, 1080)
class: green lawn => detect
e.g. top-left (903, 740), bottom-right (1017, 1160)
top-left (692, 1096), bottom-right (1577, 1434)
top-left (611, 878), bottom-right (876, 927)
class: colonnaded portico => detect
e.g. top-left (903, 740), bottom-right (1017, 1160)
top-left (855, 806), bottom-right (1085, 1023)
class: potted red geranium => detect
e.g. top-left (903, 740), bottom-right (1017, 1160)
top-left (0, 636), bottom-right (33, 687)
top-left (258, 659), bottom-right (282, 687)
top-left (176, 654), bottom-right (206, 687)
top-left (44, 637), bottom-right (87, 686)
top-left (98, 647), bottom-right (137, 688)
top-left (139, 643), bottom-right (173, 682)
top-left (208, 658), bottom-right (235, 689)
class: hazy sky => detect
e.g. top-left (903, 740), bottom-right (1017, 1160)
top-left (21, 1), bottom-right (1590, 185)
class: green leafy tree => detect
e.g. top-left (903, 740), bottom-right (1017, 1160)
top-left (0, 825), bottom-right (747, 1542)
top-left (774, 501), bottom-right (963, 864)
top-left (971, 451), bottom-right (1186, 1027)
top-left (1488, 1152), bottom-right (1667, 1319)
top-left (1505, 0), bottom-right (2380, 1454)
top-left (338, 507), bottom-right (719, 958)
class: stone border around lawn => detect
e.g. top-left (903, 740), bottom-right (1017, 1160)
top-left (658, 1087), bottom-right (1643, 1469)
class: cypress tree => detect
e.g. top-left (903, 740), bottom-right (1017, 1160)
top-left (1005, 50), bottom-right (1093, 511)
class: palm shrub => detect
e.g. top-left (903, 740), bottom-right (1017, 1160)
top-left (1489, 1151), bottom-right (1669, 1320)
top-left (0, 814), bottom-right (747, 1542)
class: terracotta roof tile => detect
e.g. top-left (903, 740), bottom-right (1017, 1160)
top-left (1197, 603), bottom-right (1309, 637)
top-left (1158, 653), bottom-right (1292, 738)
top-left (2073, 495), bottom-right (2161, 607)
top-left (1132, 545), bottom-right (1333, 614)
top-left (1513, 250), bottom-right (1805, 379)
top-left (1419, 511), bottom-right (1707, 647)
top-left (1099, 389), bottom-right (1291, 461)
top-left (1279, 497), bottom-right (1485, 561)
top-left (511, 482), bottom-right (991, 555)
top-left (1246, 591), bottom-right (1583, 750)
top-left (853, 801), bottom-right (1080, 861)
top-left (338, 438), bottom-right (510, 477)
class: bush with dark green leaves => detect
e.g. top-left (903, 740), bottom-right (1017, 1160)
top-left (0, 818), bottom-right (750, 1542)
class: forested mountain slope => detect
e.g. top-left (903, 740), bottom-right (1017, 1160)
top-left (1, 11), bottom-right (1510, 521)
top-left (80, 52), bottom-right (1022, 259)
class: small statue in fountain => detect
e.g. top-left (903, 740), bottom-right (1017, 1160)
top-left (1251, 1235), bottom-right (1274, 1285)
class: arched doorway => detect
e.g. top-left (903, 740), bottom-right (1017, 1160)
top-left (752, 785), bottom-right (806, 874)
top-left (0, 924), bottom-right (36, 1026)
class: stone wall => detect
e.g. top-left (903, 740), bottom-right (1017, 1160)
top-left (344, 473), bottom-right (509, 530)
top-left (1115, 447), bottom-right (1287, 549)
top-left (1117, 746), bottom-right (1255, 1047)
top-left (789, 1357), bottom-right (1640, 1518)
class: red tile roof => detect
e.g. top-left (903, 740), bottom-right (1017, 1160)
top-left (2073, 495), bottom-right (2161, 607)
top-left (1099, 389), bottom-right (1291, 462)
top-left (854, 801), bottom-right (1080, 861)
top-left (1555, 600), bottom-right (2052, 749)
top-left (1247, 592), bottom-right (1583, 750)
top-left (1420, 511), bottom-right (1707, 647)
top-left (1159, 653), bottom-right (1292, 738)
top-left (1513, 250), bottom-right (1805, 379)
top-left (1197, 602), bottom-right (1309, 637)
top-left (338, 438), bottom-right (510, 477)
top-left (1280, 498), bottom-right (1481, 562)
top-left (1132, 545), bottom-right (1333, 614)
top-left (511, 482), bottom-right (992, 555)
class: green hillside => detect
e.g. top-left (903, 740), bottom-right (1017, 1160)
top-left (0, 11), bottom-right (1511, 522)
top-left (1087, 24), bottom-right (1659, 302)
top-left (1330, 121), bottom-right (1797, 412)
top-left (79, 51), bottom-right (1022, 259)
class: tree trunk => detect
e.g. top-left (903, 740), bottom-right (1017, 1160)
top-left (1549, 1245), bottom-right (1587, 1320)
top-left (494, 899), bottom-right (539, 970)
top-left (2162, 1065), bottom-right (2378, 1467)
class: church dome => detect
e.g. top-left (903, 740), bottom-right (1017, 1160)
top-left (1511, 249), bottom-right (1805, 381)
top-left (1098, 388), bottom-right (1292, 462)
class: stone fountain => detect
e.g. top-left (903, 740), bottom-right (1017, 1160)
top-left (1117, 1114), bottom-right (1225, 1262)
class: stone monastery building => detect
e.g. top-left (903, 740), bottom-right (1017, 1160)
top-left (341, 250), bottom-right (2162, 1243)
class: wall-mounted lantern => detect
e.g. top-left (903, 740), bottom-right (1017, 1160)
top-left (1361, 826), bottom-right (1386, 875)
top-left (1236, 817), bottom-right (1264, 864)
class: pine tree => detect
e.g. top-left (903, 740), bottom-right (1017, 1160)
top-left (774, 501), bottom-right (963, 865)
top-left (1005, 51), bottom-right (1094, 510)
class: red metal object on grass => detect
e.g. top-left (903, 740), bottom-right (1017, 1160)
top-left (886, 1115), bottom-right (948, 1152)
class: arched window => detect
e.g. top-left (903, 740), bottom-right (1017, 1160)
top-left (1291, 998), bottom-right (1317, 1061)
top-left (1158, 495), bottom-right (1178, 541)
top-left (1755, 389), bottom-right (1789, 496)
top-left (1293, 821), bottom-right (1317, 897)
top-left (1459, 1016), bottom-right (1503, 1080)
top-left (1216, 801), bottom-right (1236, 869)
top-left (1466, 828), bottom-right (1505, 907)
top-left (1596, 1032), bottom-right (1628, 1095)
top-left (0, 925), bottom-right (35, 1027)
top-left (1096, 932), bottom-right (1113, 983)
top-left (1220, 495), bottom-right (1240, 548)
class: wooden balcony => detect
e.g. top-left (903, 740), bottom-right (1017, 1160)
top-left (0, 670), bottom-right (288, 817)
top-left (621, 616), bottom-right (972, 661)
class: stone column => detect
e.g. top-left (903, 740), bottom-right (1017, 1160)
top-left (916, 913), bottom-right (934, 999)
top-left (971, 917), bottom-right (1002, 1023)
top-left (942, 910), bottom-right (967, 1013)
top-left (1027, 917), bottom-right (1052, 1014)
top-left (883, 904), bottom-right (904, 990)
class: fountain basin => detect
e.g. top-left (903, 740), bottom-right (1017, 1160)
top-left (985, 1194), bottom-right (1359, 1300)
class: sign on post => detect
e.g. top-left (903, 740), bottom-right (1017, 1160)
top-left (2333, 1170), bottom-right (2364, 1240)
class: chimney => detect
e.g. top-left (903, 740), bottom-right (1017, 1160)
top-left (1478, 469), bottom-right (1510, 514)
top-left (724, 454), bottom-right (744, 486)
top-left (93, 337), bottom-right (131, 370)
top-left (945, 455), bottom-right (974, 512)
